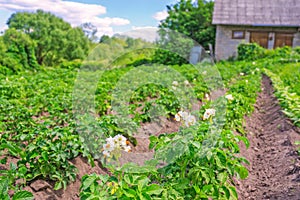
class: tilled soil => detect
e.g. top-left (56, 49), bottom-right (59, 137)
top-left (236, 75), bottom-right (300, 200)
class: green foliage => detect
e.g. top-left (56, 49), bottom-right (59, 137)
top-left (2, 45), bottom-right (300, 199)
top-left (264, 69), bottom-right (300, 127)
top-left (0, 29), bottom-right (39, 73)
top-left (87, 36), bottom-right (153, 67)
top-left (80, 173), bottom-right (163, 200)
top-left (159, 0), bottom-right (215, 49)
top-left (0, 68), bottom-right (86, 192)
top-left (294, 46), bottom-right (300, 54)
top-left (237, 43), bottom-right (266, 61)
top-left (155, 0), bottom-right (215, 65)
top-left (79, 62), bottom-right (264, 200)
top-left (237, 43), bottom-right (300, 62)
top-left (0, 164), bottom-right (34, 200)
top-left (7, 10), bottom-right (89, 66)
top-left (152, 48), bottom-right (189, 66)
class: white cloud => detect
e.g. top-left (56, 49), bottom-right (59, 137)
top-left (95, 27), bottom-right (114, 38)
top-left (120, 26), bottom-right (159, 42)
top-left (153, 10), bottom-right (168, 21)
top-left (0, 0), bottom-right (130, 36)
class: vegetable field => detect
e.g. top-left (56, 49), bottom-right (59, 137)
top-left (1, 46), bottom-right (299, 200)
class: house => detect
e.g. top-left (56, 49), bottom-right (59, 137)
top-left (212, 0), bottom-right (300, 60)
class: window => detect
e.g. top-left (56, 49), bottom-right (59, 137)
top-left (232, 30), bottom-right (245, 39)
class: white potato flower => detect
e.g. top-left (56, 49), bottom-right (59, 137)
top-left (123, 145), bottom-right (131, 152)
top-left (185, 115), bottom-right (196, 127)
top-left (175, 113), bottom-right (181, 121)
top-left (175, 111), bottom-right (196, 127)
top-left (172, 81), bottom-right (179, 86)
top-left (102, 134), bottom-right (131, 158)
top-left (114, 134), bottom-right (127, 147)
top-left (203, 108), bottom-right (216, 120)
top-left (205, 93), bottom-right (210, 100)
top-left (178, 111), bottom-right (189, 120)
top-left (225, 94), bottom-right (234, 101)
top-left (102, 150), bottom-right (110, 157)
top-left (103, 139), bottom-right (115, 152)
top-left (106, 136), bottom-right (114, 144)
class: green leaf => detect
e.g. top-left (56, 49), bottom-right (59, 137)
top-left (141, 192), bottom-right (152, 200)
top-left (1, 143), bottom-right (22, 157)
top-left (221, 186), bottom-right (230, 199)
top-left (124, 174), bottom-right (133, 185)
top-left (41, 152), bottom-right (49, 161)
top-left (206, 151), bottom-right (213, 160)
top-left (29, 152), bottom-right (39, 159)
top-left (81, 175), bottom-right (99, 191)
top-left (54, 181), bottom-right (62, 190)
top-left (236, 166), bottom-right (248, 179)
top-left (202, 184), bottom-right (213, 193)
top-left (215, 155), bottom-right (226, 169)
top-left (0, 157), bottom-right (7, 164)
top-left (237, 136), bottom-right (250, 148)
top-left (18, 166), bottom-right (28, 175)
top-left (12, 191), bottom-right (34, 200)
top-left (137, 177), bottom-right (149, 192)
top-left (191, 141), bottom-right (200, 148)
top-left (123, 189), bottom-right (136, 198)
top-left (200, 170), bottom-right (211, 184)
top-left (228, 186), bottom-right (238, 200)
top-left (10, 162), bottom-right (17, 171)
top-left (217, 172), bottom-right (228, 184)
top-left (144, 184), bottom-right (163, 195)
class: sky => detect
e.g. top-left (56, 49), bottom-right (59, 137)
top-left (0, 0), bottom-right (177, 38)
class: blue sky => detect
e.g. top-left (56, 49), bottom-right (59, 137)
top-left (0, 0), bottom-right (176, 37)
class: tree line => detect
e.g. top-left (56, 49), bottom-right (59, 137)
top-left (0, 0), bottom-right (215, 74)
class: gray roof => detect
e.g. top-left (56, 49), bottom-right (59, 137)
top-left (212, 0), bottom-right (300, 26)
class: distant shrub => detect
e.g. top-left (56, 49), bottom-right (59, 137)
top-left (0, 65), bottom-right (14, 75)
top-left (237, 43), bottom-right (266, 61)
top-left (293, 47), bottom-right (300, 55)
top-left (152, 49), bottom-right (188, 65)
top-left (274, 46), bottom-right (292, 57)
top-left (60, 59), bottom-right (82, 69)
top-left (129, 58), bottom-right (153, 67)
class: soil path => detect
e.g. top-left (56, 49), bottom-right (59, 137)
top-left (236, 75), bottom-right (300, 200)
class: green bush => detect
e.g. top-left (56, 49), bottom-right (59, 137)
top-left (293, 46), bottom-right (300, 55)
top-left (152, 49), bottom-right (188, 65)
top-left (237, 43), bottom-right (266, 61)
top-left (60, 60), bottom-right (82, 69)
top-left (0, 29), bottom-right (39, 74)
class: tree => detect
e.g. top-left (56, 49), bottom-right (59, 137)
top-left (80, 22), bottom-right (98, 42)
top-left (7, 10), bottom-right (89, 66)
top-left (159, 0), bottom-right (215, 49)
top-left (99, 35), bottom-right (110, 43)
top-left (1, 28), bottom-right (38, 72)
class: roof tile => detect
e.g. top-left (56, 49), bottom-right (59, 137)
top-left (212, 0), bottom-right (300, 26)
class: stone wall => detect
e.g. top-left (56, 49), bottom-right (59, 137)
top-left (215, 25), bottom-right (300, 61)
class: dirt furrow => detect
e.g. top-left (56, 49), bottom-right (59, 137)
top-left (236, 75), bottom-right (300, 200)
